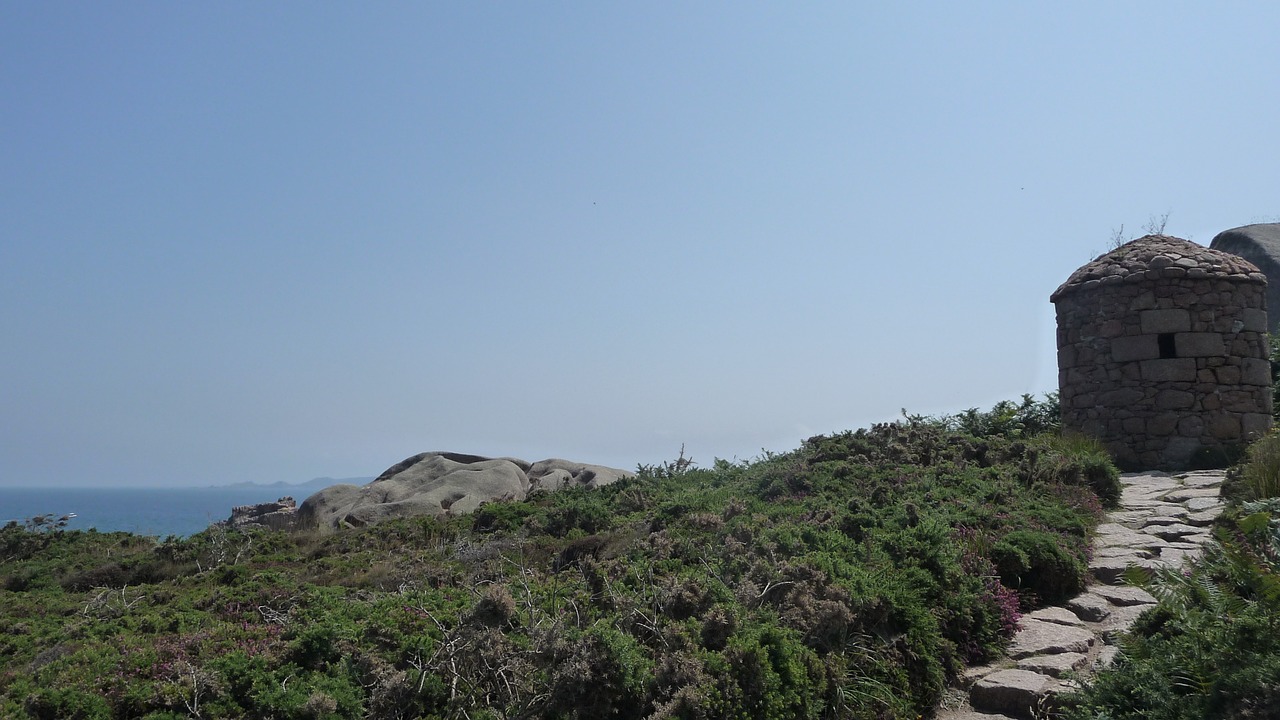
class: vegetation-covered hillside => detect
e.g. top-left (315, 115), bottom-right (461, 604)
top-left (1, 397), bottom-right (1120, 720)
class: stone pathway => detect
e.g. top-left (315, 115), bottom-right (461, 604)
top-left (937, 470), bottom-right (1226, 720)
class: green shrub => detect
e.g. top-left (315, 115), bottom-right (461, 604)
top-left (990, 529), bottom-right (1086, 607)
top-left (22, 688), bottom-right (112, 720)
top-left (1235, 431), bottom-right (1280, 500)
top-left (1028, 433), bottom-right (1121, 508)
top-left (544, 490), bottom-right (613, 537)
top-left (943, 393), bottom-right (1062, 438)
top-left (470, 500), bottom-right (537, 534)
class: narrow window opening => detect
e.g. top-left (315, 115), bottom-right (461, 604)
top-left (1158, 333), bottom-right (1177, 359)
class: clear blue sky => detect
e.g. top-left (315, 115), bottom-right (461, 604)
top-left (3, 3), bottom-right (1277, 487)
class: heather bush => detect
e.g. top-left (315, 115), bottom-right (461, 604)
top-left (0, 396), bottom-right (1114, 720)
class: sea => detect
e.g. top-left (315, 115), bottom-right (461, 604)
top-left (0, 481), bottom-right (364, 538)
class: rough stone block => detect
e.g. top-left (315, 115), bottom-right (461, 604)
top-left (1110, 335), bottom-right (1159, 362)
top-left (1099, 319), bottom-right (1124, 337)
top-left (1243, 307), bottom-right (1268, 332)
top-left (1130, 291), bottom-right (1156, 310)
top-left (1162, 436), bottom-right (1202, 467)
top-left (1242, 357), bottom-right (1271, 386)
top-left (1223, 390), bottom-right (1263, 413)
top-left (1208, 415), bottom-right (1241, 439)
top-left (1141, 309), bottom-right (1191, 333)
top-left (1243, 413), bottom-right (1272, 438)
top-left (1057, 346), bottom-right (1077, 368)
top-left (1177, 416), bottom-right (1204, 436)
top-left (1215, 365), bottom-right (1242, 384)
top-left (1146, 414), bottom-right (1180, 435)
top-left (1147, 523), bottom-right (1202, 541)
top-left (1100, 388), bottom-right (1144, 406)
top-left (1175, 332), bottom-right (1225, 357)
top-left (1140, 358), bottom-right (1196, 382)
top-left (1155, 389), bottom-right (1195, 409)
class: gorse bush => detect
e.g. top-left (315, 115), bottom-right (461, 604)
top-left (0, 397), bottom-right (1115, 720)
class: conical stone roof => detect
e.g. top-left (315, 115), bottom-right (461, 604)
top-left (1051, 234), bottom-right (1265, 302)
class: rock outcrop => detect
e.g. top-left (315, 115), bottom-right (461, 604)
top-left (216, 497), bottom-right (299, 531)
top-left (296, 452), bottom-right (633, 532)
top-left (1210, 222), bottom-right (1280, 333)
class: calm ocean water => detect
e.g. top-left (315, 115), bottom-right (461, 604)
top-left (0, 485), bottom-right (335, 538)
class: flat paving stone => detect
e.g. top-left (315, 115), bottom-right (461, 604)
top-left (1007, 619), bottom-right (1094, 659)
top-left (1146, 523), bottom-right (1202, 541)
top-left (1185, 497), bottom-right (1223, 511)
top-left (1178, 473), bottom-right (1225, 488)
top-left (971, 669), bottom-right (1054, 717)
top-left (1123, 499), bottom-right (1179, 511)
top-left (1094, 545), bottom-right (1155, 559)
top-left (1153, 548), bottom-right (1191, 567)
top-left (1184, 509), bottom-right (1221, 526)
top-left (1067, 593), bottom-right (1112, 622)
top-left (1095, 522), bottom-right (1135, 535)
top-left (1090, 584), bottom-right (1156, 606)
top-left (1091, 555), bottom-right (1157, 584)
top-left (1026, 607), bottom-right (1086, 626)
top-left (1095, 529), bottom-right (1170, 550)
top-left (1017, 652), bottom-right (1088, 678)
top-left (1142, 515), bottom-right (1188, 527)
top-left (1146, 505), bottom-right (1190, 518)
top-left (1124, 477), bottom-right (1180, 491)
top-left (1098, 604), bottom-right (1155, 639)
top-left (1164, 487), bottom-right (1222, 502)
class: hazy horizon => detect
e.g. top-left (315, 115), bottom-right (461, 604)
top-left (4, 3), bottom-right (1278, 487)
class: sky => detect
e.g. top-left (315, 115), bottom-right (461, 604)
top-left (3, 3), bottom-right (1279, 487)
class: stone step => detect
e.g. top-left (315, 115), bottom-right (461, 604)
top-left (969, 669), bottom-right (1077, 719)
top-left (1007, 619), bottom-right (1094, 659)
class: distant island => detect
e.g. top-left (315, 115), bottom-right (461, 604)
top-left (210, 476), bottom-right (372, 490)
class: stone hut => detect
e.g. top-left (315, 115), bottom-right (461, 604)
top-left (1051, 235), bottom-right (1272, 471)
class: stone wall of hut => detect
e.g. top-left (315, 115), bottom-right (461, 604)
top-left (1055, 273), bottom-right (1271, 470)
